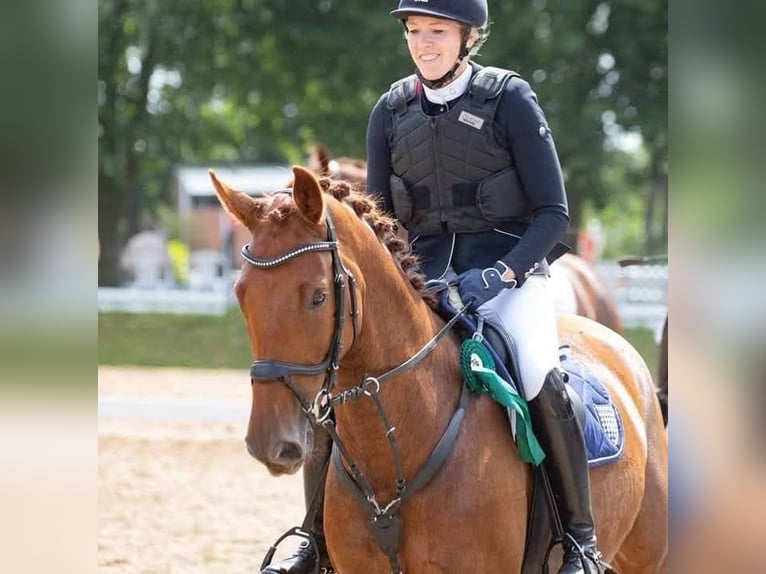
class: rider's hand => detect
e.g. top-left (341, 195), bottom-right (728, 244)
top-left (457, 261), bottom-right (517, 311)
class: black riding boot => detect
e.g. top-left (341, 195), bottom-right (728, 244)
top-left (528, 368), bottom-right (603, 574)
top-left (262, 426), bottom-right (332, 574)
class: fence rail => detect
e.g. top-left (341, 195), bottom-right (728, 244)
top-left (98, 261), bottom-right (668, 329)
top-left (98, 287), bottom-right (234, 315)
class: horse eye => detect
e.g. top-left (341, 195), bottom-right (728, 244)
top-left (311, 291), bottom-right (327, 307)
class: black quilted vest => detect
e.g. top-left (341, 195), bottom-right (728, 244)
top-left (387, 65), bottom-right (530, 236)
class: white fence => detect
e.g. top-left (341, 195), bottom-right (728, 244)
top-left (596, 262), bottom-right (667, 305)
top-left (98, 286), bottom-right (235, 315)
top-left (99, 261), bottom-right (668, 329)
top-left (595, 261), bottom-right (667, 332)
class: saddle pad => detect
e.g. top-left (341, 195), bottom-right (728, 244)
top-left (559, 346), bottom-right (625, 468)
top-left (434, 287), bottom-right (623, 467)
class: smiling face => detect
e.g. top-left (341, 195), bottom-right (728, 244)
top-left (404, 15), bottom-right (476, 82)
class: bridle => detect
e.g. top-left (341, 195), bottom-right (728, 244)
top-left (241, 196), bottom-right (359, 422)
top-left (244, 195), bottom-right (467, 574)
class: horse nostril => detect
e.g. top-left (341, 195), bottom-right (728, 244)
top-left (272, 441), bottom-right (303, 465)
top-left (244, 436), bottom-right (259, 460)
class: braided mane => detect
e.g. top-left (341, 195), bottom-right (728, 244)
top-left (250, 175), bottom-right (431, 301)
top-left (316, 177), bottom-right (429, 297)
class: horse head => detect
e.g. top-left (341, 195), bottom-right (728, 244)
top-left (209, 166), bottom-right (362, 475)
top-left (209, 166), bottom-right (426, 478)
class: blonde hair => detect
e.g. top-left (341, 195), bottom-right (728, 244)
top-left (467, 25), bottom-right (490, 58)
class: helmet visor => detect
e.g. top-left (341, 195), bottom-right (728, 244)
top-left (390, 8), bottom-right (473, 26)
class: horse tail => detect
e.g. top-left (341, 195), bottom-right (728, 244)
top-left (657, 316), bottom-right (668, 427)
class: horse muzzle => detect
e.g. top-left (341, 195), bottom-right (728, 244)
top-left (245, 432), bottom-right (307, 476)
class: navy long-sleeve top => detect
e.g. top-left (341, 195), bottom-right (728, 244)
top-left (366, 69), bottom-right (570, 283)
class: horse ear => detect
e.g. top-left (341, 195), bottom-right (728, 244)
top-left (317, 144), bottom-right (331, 175)
top-left (291, 166), bottom-right (325, 225)
top-left (208, 169), bottom-right (263, 227)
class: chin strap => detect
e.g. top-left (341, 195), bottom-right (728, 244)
top-left (416, 60), bottom-right (463, 89)
top-left (415, 26), bottom-right (473, 89)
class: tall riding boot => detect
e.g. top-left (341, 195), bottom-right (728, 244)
top-left (262, 426), bottom-right (332, 574)
top-left (528, 368), bottom-right (603, 574)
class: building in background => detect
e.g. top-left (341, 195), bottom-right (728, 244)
top-left (174, 165), bottom-right (290, 269)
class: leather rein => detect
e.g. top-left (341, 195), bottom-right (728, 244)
top-left (243, 203), bottom-right (467, 573)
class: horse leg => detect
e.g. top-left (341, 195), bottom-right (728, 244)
top-left (611, 403), bottom-right (668, 573)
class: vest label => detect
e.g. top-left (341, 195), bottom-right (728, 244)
top-left (458, 111), bottom-right (485, 130)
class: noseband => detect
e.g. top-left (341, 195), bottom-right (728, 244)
top-left (241, 204), bottom-right (359, 420)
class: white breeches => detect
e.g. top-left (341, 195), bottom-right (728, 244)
top-left (476, 275), bottom-right (560, 399)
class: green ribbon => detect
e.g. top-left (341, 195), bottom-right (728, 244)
top-left (460, 339), bottom-right (545, 465)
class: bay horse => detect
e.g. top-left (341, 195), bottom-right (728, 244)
top-left (549, 253), bottom-right (623, 334)
top-left (210, 166), bottom-right (667, 573)
top-left (308, 144), bottom-right (368, 190)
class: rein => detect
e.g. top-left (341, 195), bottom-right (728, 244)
top-left (243, 204), bottom-right (467, 573)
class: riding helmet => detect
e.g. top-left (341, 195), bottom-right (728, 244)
top-left (391, 0), bottom-right (488, 28)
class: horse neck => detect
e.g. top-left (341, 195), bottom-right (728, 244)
top-left (335, 260), bottom-right (463, 490)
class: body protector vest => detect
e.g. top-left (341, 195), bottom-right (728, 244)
top-left (387, 65), bottom-right (530, 236)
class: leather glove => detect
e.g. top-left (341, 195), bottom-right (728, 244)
top-left (457, 261), bottom-right (517, 311)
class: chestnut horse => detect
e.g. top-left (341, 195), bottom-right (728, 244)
top-left (549, 254), bottom-right (623, 334)
top-left (210, 166), bottom-right (667, 573)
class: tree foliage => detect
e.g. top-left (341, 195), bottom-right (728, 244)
top-left (98, 0), bottom-right (667, 285)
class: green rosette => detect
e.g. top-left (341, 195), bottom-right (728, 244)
top-left (460, 339), bottom-right (545, 465)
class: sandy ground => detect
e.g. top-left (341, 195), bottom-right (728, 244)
top-left (98, 366), bottom-right (306, 574)
top-left (98, 356), bottom-right (766, 574)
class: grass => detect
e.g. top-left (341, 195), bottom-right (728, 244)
top-left (98, 309), bottom-right (252, 369)
top-left (99, 311), bottom-right (660, 381)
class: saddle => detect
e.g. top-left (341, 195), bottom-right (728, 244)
top-left (436, 288), bottom-right (624, 467)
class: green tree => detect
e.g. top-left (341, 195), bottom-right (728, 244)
top-left (98, 0), bottom-right (667, 284)
top-left (604, 0), bottom-right (668, 252)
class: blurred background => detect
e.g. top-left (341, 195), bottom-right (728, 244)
top-left (96, 0), bottom-right (667, 372)
top-left (13, 0), bottom-right (766, 571)
top-left (93, 2), bottom-right (673, 573)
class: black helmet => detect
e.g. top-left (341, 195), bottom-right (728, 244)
top-left (391, 0), bottom-right (488, 28)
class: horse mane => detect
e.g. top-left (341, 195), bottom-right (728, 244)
top-left (257, 176), bottom-right (433, 304)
